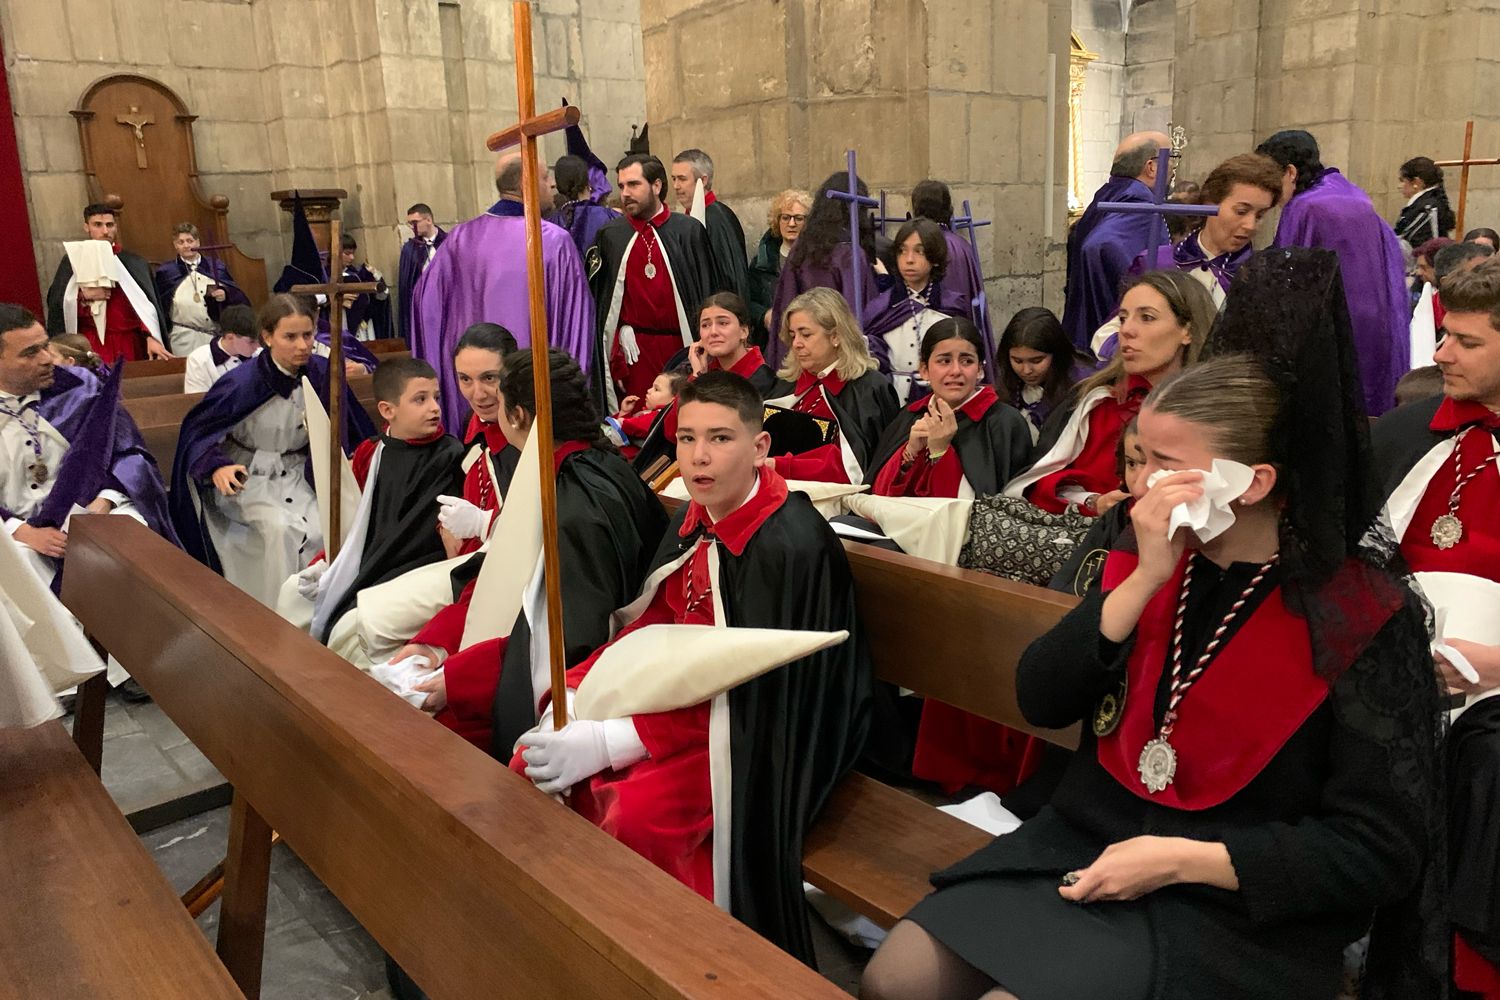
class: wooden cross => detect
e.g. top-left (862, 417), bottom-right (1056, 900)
top-left (485, 0), bottom-right (583, 732)
top-left (115, 105), bottom-right (155, 169)
top-left (1436, 120), bottom-right (1500, 237)
top-left (288, 217), bottom-right (377, 561)
top-left (824, 150), bottom-right (879, 320)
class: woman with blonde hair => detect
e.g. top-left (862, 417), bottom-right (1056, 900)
top-left (1006, 269), bottom-right (1216, 517)
top-left (748, 188), bottom-right (812, 344)
top-left (764, 287), bottom-right (899, 483)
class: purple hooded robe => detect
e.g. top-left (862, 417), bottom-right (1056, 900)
top-left (1062, 176), bottom-right (1168, 350)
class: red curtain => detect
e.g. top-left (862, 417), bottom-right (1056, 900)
top-left (0, 27), bottom-right (42, 313)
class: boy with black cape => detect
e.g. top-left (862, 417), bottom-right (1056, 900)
top-left (511, 371), bottom-right (872, 964)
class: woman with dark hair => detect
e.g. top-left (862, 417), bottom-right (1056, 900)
top-left (868, 317), bottom-right (1031, 498)
top-left (765, 170), bottom-right (881, 369)
top-left (861, 218), bottom-right (971, 404)
top-left (1464, 227), bottom-right (1500, 250)
top-left (998, 306), bottom-right (1085, 442)
top-left (1396, 157), bottom-right (1457, 245)
top-left (170, 293), bottom-right (375, 605)
top-left (863, 248), bottom-right (1445, 1000)
top-left (1007, 270), bottom-right (1215, 516)
top-left (547, 153), bottom-right (620, 258)
top-left (393, 348), bottom-right (668, 751)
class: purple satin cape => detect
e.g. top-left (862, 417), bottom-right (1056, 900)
top-left (1062, 177), bottom-right (1168, 349)
top-left (859, 281), bottom-right (970, 373)
top-left (398, 228), bottom-right (445, 343)
top-left (767, 242), bottom-right (880, 370)
top-left (410, 199), bottom-right (596, 431)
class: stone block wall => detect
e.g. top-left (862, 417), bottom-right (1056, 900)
top-left (1123, 0), bottom-right (1173, 143)
top-left (1072, 0), bottom-right (1127, 203)
top-left (1, 0), bottom-right (645, 303)
top-left (642, 0), bottom-right (1072, 330)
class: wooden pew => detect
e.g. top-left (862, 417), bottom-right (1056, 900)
top-left (122, 349), bottom-right (411, 400)
top-left (62, 518), bottom-right (849, 1000)
top-left (0, 719), bottom-right (242, 998)
top-left (125, 373), bottom-right (385, 481)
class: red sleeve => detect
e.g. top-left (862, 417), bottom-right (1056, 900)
top-left (617, 408), bottom-right (660, 439)
top-left (410, 579), bottom-right (476, 655)
top-left (351, 437), bottom-right (378, 489)
top-left (633, 702), bottom-right (712, 760)
top-left (872, 446), bottom-right (922, 497)
top-left (442, 636), bottom-right (508, 723)
top-left (773, 442), bottom-right (848, 484)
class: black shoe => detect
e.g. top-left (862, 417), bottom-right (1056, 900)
top-left (58, 693), bottom-right (77, 716)
top-left (117, 679), bottom-right (152, 704)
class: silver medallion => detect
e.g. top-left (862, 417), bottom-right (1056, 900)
top-left (1137, 736), bottom-right (1177, 793)
top-left (1430, 513), bottom-right (1464, 550)
top-left (644, 262), bottom-right (658, 279)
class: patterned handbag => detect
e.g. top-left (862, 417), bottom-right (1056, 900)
top-left (957, 495), bottom-right (1093, 586)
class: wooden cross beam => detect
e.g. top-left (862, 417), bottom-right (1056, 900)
top-left (485, 0), bottom-right (582, 732)
top-left (1097, 147), bottom-right (1219, 265)
top-left (288, 217), bottom-right (377, 561)
top-left (1436, 120), bottom-right (1500, 237)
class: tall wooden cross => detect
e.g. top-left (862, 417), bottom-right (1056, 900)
top-left (949, 199), bottom-right (999, 385)
top-left (288, 217), bottom-right (377, 561)
top-left (825, 150), bottom-right (879, 320)
top-left (484, 1), bottom-right (583, 732)
top-left (1436, 120), bottom-right (1500, 237)
top-left (1097, 147), bottom-right (1219, 266)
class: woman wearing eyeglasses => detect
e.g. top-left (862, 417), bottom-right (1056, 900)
top-left (748, 188), bottom-right (812, 348)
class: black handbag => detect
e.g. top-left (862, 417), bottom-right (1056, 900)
top-left (957, 495), bottom-right (1093, 586)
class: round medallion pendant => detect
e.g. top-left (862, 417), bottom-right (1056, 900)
top-left (1430, 513), bottom-right (1464, 550)
top-left (1137, 736), bottom-right (1178, 794)
top-left (643, 262), bottom-right (658, 280)
top-left (1092, 676), bottom-right (1128, 737)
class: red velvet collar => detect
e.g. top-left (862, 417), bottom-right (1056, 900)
top-left (386, 425), bottom-right (448, 446)
top-left (1431, 396), bottom-right (1500, 432)
top-left (464, 414), bottom-right (509, 453)
top-left (712, 347), bottom-right (767, 378)
top-left (905, 385), bottom-right (997, 421)
top-left (554, 439), bottom-right (590, 472)
top-left (626, 204), bottom-right (670, 235)
top-left (1096, 551), bottom-right (1327, 810)
top-left (704, 190), bottom-right (718, 207)
top-left (793, 367), bottom-right (847, 397)
top-left (676, 464), bottom-right (788, 556)
top-left (1120, 372), bottom-right (1153, 400)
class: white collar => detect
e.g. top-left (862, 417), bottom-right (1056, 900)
top-left (1405, 188), bottom-right (1428, 208)
top-left (817, 362), bottom-right (837, 379)
top-left (181, 254), bottom-right (202, 266)
top-left (0, 389), bottom-right (40, 408)
top-left (273, 358), bottom-right (297, 377)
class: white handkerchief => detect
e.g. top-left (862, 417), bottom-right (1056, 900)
top-left (1415, 571), bottom-right (1500, 688)
top-left (1146, 459), bottom-right (1255, 544)
top-left (370, 655), bottom-right (438, 709)
top-left (1431, 604), bottom-right (1482, 685)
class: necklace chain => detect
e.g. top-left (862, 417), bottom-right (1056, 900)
top-left (1446, 426), bottom-right (1499, 516)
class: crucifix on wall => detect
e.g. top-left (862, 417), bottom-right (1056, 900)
top-left (115, 105), bottom-right (155, 169)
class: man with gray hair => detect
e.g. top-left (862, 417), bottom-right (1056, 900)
top-left (670, 148), bottom-right (748, 299)
top-left (1062, 130), bottom-right (1172, 350)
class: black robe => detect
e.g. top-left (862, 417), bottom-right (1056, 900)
top-left (650, 488), bottom-right (873, 964)
top-left (1370, 394), bottom-right (1447, 498)
top-left (865, 394), bottom-right (1032, 495)
top-left (705, 199), bottom-right (749, 300)
top-left (489, 446), bottom-right (670, 756)
top-left (315, 433), bottom-right (465, 642)
top-left (628, 360), bottom-right (778, 475)
top-left (45, 249), bottom-right (167, 337)
top-left (586, 213), bottom-right (715, 405)
top-left (768, 369), bottom-right (901, 481)
top-left (1394, 187), bottom-right (1455, 246)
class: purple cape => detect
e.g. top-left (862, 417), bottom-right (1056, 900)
top-left (1272, 168), bottom-right (1410, 415)
top-left (5, 363), bottom-right (176, 555)
top-left (341, 263), bottom-right (392, 342)
top-left (153, 256), bottom-right (250, 334)
top-left (767, 242), bottom-right (879, 370)
top-left (411, 199), bottom-right (596, 431)
top-left (1062, 176), bottom-right (1168, 349)
top-left (547, 201), bottom-right (620, 261)
top-left (169, 351), bottom-right (374, 573)
top-left (397, 228), bottom-right (445, 344)
top-left (859, 281), bottom-right (970, 373)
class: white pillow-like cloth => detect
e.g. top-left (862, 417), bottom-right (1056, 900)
top-left (841, 494), bottom-right (973, 565)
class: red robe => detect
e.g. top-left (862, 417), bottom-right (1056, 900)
top-left (457, 415), bottom-right (506, 557)
top-left (871, 387), bottom-right (998, 498)
top-left (613, 205), bottom-right (685, 400)
top-left (78, 246), bottom-right (153, 364)
top-left (1026, 375), bottom-right (1150, 514)
top-left (512, 466), bottom-right (789, 901)
top-left (772, 369), bottom-right (850, 483)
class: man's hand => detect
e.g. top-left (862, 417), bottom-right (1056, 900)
top-left (79, 286), bottom-right (111, 302)
top-left (85, 496), bottom-right (115, 515)
top-left (212, 464), bottom-right (249, 496)
top-left (1093, 489), bottom-right (1130, 517)
top-left (1437, 639), bottom-right (1500, 695)
top-left (209, 286), bottom-right (226, 302)
top-left (14, 524), bottom-right (67, 558)
top-left (145, 338), bottom-right (174, 361)
top-left (520, 720), bottom-right (613, 795)
top-left (413, 668), bottom-right (447, 714)
top-left (344, 360), bottom-right (364, 379)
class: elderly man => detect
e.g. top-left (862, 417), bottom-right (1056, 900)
top-left (670, 148), bottom-right (748, 299)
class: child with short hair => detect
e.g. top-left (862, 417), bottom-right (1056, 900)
top-left (608, 368), bottom-right (688, 458)
top-left (184, 303), bottom-right (260, 393)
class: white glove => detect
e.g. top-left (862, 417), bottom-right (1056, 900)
top-left (296, 560), bottom-right (329, 600)
top-left (617, 324), bottom-right (640, 366)
top-left (520, 718), bottom-right (646, 795)
top-left (436, 494), bottom-right (490, 540)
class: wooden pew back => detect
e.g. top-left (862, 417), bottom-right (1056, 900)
top-left (121, 349), bottom-right (411, 400)
top-left (63, 518), bottom-right (846, 1000)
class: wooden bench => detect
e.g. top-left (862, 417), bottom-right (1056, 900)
top-left (124, 373), bottom-right (384, 481)
top-left (800, 542), bottom-right (1082, 928)
top-left (121, 348), bottom-right (411, 400)
top-left (62, 517), bottom-right (850, 1000)
top-left (0, 719), bottom-right (243, 998)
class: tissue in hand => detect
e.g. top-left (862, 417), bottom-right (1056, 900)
top-left (1145, 459), bottom-right (1255, 544)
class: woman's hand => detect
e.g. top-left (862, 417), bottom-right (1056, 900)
top-left (903, 416), bottom-right (931, 463)
top-left (212, 464), bottom-right (249, 496)
top-left (1093, 489), bottom-right (1130, 517)
top-left (413, 668), bottom-right (447, 714)
top-left (1059, 836), bottom-right (1237, 904)
top-left (1128, 470), bottom-right (1202, 589)
top-left (688, 342), bottom-right (710, 376)
top-left (925, 396), bottom-right (959, 457)
top-left (1437, 639), bottom-right (1500, 695)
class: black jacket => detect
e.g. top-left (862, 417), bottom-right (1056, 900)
top-left (1394, 187), bottom-right (1455, 245)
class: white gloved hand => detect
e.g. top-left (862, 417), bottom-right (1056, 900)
top-left (296, 560), bottom-right (329, 600)
top-left (617, 324), bottom-right (641, 366)
top-left (436, 494), bottom-right (490, 540)
top-left (520, 717), bottom-right (646, 796)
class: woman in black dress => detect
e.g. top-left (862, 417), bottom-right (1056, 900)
top-left (862, 249), bottom-right (1446, 1000)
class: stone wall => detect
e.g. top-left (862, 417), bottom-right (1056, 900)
top-left (1072, 0), bottom-right (1127, 204)
top-left (642, 0), bottom-right (1072, 329)
top-left (1, 0), bottom-right (645, 302)
top-left (1173, 0), bottom-right (1500, 233)
top-left (1123, 0), bottom-right (1173, 143)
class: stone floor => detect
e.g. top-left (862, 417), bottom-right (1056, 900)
top-left (86, 691), bottom-right (870, 998)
